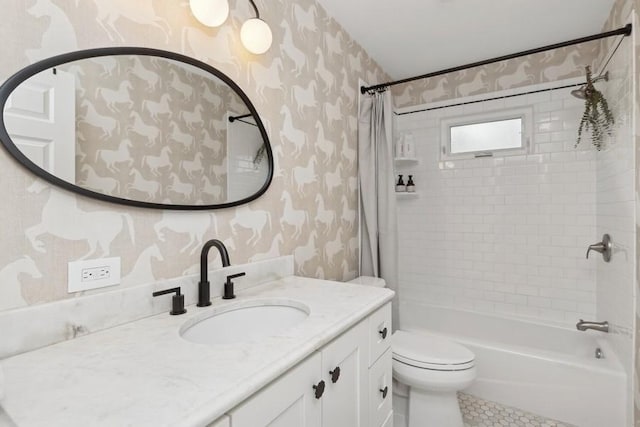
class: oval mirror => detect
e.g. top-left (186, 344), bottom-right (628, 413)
top-left (0, 47), bottom-right (273, 210)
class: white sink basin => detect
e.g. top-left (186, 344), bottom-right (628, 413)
top-left (180, 300), bottom-right (310, 346)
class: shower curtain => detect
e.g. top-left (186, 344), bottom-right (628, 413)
top-left (358, 89), bottom-right (399, 330)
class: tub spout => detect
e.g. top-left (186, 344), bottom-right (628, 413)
top-left (576, 319), bottom-right (609, 333)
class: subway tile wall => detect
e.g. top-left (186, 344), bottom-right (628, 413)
top-left (395, 83), bottom-right (599, 326)
top-left (595, 32), bottom-right (635, 421)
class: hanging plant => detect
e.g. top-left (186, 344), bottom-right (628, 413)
top-left (253, 143), bottom-right (266, 167)
top-left (575, 66), bottom-right (614, 150)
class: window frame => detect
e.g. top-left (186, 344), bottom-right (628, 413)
top-left (440, 107), bottom-right (532, 160)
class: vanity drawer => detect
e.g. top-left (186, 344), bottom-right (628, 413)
top-left (369, 347), bottom-right (393, 427)
top-left (368, 303), bottom-right (392, 366)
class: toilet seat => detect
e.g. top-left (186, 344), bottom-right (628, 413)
top-left (393, 330), bottom-right (475, 371)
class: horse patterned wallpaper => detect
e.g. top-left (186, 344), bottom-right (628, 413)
top-left (0, 2), bottom-right (621, 323)
top-left (3, 0), bottom-right (638, 424)
top-left (65, 55), bottom-right (243, 204)
top-left (0, 0), bottom-right (388, 312)
top-left (391, 37), bottom-right (599, 108)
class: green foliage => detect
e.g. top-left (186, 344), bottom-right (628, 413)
top-left (253, 143), bottom-right (266, 166)
top-left (576, 66), bottom-right (614, 150)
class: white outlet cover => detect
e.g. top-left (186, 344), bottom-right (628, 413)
top-left (68, 257), bottom-right (121, 293)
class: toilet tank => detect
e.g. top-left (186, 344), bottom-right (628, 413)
top-left (348, 276), bottom-right (386, 288)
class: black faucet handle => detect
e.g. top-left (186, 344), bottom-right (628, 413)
top-left (223, 272), bottom-right (246, 300)
top-left (152, 287), bottom-right (187, 315)
top-left (226, 272), bottom-right (246, 281)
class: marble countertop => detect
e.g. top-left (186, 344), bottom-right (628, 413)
top-left (0, 276), bottom-right (393, 427)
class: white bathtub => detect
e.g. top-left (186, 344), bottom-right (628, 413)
top-left (400, 304), bottom-right (627, 427)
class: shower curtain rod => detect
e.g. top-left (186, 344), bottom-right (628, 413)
top-left (360, 24), bottom-right (632, 94)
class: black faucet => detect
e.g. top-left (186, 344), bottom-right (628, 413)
top-left (198, 239), bottom-right (230, 307)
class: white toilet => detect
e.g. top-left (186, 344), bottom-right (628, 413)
top-left (348, 276), bottom-right (476, 427)
top-left (393, 330), bottom-right (476, 427)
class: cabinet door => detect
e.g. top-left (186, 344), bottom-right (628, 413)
top-left (369, 348), bottom-right (393, 427)
top-left (380, 410), bottom-right (394, 427)
top-left (229, 352), bottom-right (322, 427)
top-left (321, 320), bottom-right (369, 427)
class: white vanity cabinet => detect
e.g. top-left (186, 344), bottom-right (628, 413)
top-left (228, 303), bottom-right (392, 427)
top-left (368, 303), bottom-right (393, 427)
top-left (229, 352), bottom-right (322, 427)
top-left (369, 348), bottom-right (393, 427)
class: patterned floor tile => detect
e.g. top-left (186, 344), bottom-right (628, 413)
top-left (459, 393), bottom-right (576, 427)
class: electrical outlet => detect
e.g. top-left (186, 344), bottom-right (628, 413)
top-left (68, 257), bottom-right (120, 293)
top-left (81, 266), bottom-right (111, 281)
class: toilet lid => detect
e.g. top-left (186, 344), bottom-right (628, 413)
top-left (392, 330), bottom-right (475, 371)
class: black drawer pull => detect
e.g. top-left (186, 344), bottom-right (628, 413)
top-left (380, 386), bottom-right (388, 399)
top-left (313, 380), bottom-right (325, 399)
top-left (329, 366), bottom-right (341, 383)
top-left (379, 327), bottom-right (388, 339)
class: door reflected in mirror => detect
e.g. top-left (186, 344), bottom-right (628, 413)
top-left (0, 48), bottom-right (272, 209)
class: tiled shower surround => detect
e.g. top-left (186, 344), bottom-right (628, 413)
top-left (596, 16), bottom-right (635, 422)
top-left (396, 81), bottom-right (599, 326)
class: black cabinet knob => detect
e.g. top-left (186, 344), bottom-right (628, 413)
top-left (380, 386), bottom-right (388, 399)
top-left (379, 327), bottom-right (388, 339)
top-left (313, 380), bottom-right (326, 399)
top-left (329, 366), bottom-right (341, 383)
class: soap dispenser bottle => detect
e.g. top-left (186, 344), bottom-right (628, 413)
top-left (396, 175), bottom-right (406, 192)
top-left (406, 175), bottom-right (415, 192)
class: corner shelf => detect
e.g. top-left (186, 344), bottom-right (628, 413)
top-left (396, 192), bottom-right (418, 198)
top-left (394, 157), bottom-right (419, 163)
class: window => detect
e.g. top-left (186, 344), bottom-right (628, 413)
top-left (440, 108), bottom-right (531, 159)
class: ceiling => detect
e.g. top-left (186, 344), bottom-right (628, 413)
top-left (316, 0), bottom-right (617, 80)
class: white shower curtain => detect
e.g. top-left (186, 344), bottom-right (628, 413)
top-left (358, 89), bottom-right (399, 330)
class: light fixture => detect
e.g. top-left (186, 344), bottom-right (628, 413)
top-left (189, 0), bottom-right (272, 54)
top-left (189, 0), bottom-right (229, 27)
top-left (241, 17), bottom-right (272, 55)
top-left (241, 0), bottom-right (272, 54)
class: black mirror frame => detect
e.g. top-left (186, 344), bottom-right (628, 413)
top-left (0, 47), bottom-right (273, 210)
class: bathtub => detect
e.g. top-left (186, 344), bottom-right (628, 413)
top-left (399, 303), bottom-right (627, 427)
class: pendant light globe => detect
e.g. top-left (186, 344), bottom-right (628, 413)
top-left (189, 0), bottom-right (229, 27)
top-left (241, 18), bottom-right (273, 54)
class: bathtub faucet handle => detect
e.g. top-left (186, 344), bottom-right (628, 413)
top-left (586, 234), bottom-right (612, 262)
